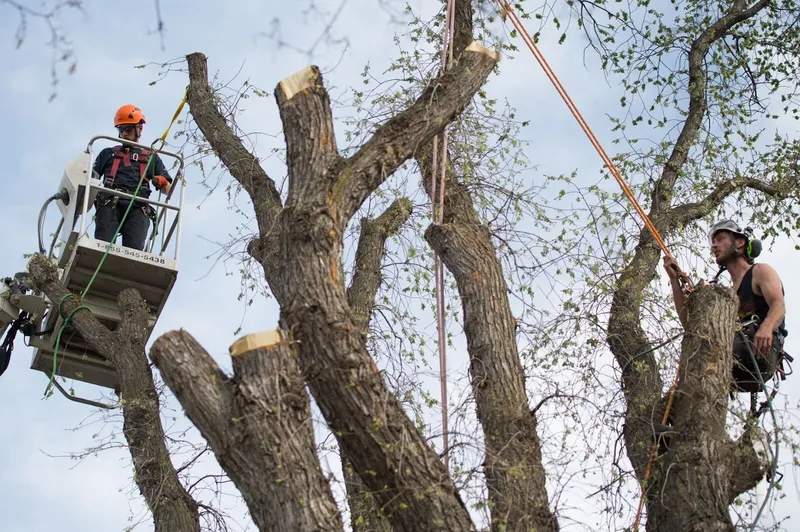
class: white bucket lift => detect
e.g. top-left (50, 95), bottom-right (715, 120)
top-left (14, 135), bottom-right (187, 397)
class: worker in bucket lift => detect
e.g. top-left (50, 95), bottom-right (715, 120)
top-left (663, 220), bottom-right (788, 394)
top-left (91, 104), bottom-right (173, 251)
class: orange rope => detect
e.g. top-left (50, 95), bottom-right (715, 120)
top-left (494, 2), bottom-right (693, 529)
top-left (431, 0), bottom-right (457, 470)
top-left (495, 0), bottom-right (694, 292)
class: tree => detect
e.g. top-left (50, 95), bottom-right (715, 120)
top-left (523, 0), bottom-right (800, 529)
top-left (14, 0), bottom-right (800, 530)
top-left (146, 32), bottom-right (558, 530)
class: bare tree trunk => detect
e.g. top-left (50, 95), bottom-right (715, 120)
top-left (151, 330), bottom-right (344, 531)
top-left (172, 40), bottom-right (498, 532)
top-left (27, 254), bottom-right (200, 532)
top-left (410, 2), bottom-right (559, 528)
top-left (643, 284), bottom-right (766, 532)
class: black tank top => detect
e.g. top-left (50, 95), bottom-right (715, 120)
top-left (737, 265), bottom-right (787, 336)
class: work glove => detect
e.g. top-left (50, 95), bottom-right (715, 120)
top-left (152, 175), bottom-right (169, 191)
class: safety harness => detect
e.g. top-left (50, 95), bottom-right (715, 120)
top-left (97, 145), bottom-right (158, 224)
top-left (105, 145), bottom-right (150, 188)
top-left (734, 317), bottom-right (793, 418)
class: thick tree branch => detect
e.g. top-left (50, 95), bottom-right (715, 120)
top-left (650, 0), bottom-right (771, 214)
top-left (27, 254), bottom-right (200, 532)
top-left (268, 59), bottom-right (490, 529)
top-left (347, 198), bottom-right (412, 329)
top-left (150, 330), bottom-right (342, 531)
top-left (452, 0), bottom-right (474, 58)
top-left (645, 284), bottom-right (766, 530)
top-left (185, 52), bottom-right (283, 264)
top-left (425, 221), bottom-right (558, 532)
top-left (339, 41), bottom-right (499, 221)
top-left (417, 123), bottom-right (558, 530)
top-left (149, 331), bottom-right (235, 454)
top-left (340, 198), bottom-right (411, 532)
top-left (113, 291), bottom-right (201, 532)
top-left (607, 240), bottom-right (665, 475)
top-left (27, 254), bottom-right (114, 349)
top-left (668, 175), bottom-right (792, 229)
top-left (275, 66), bottom-right (343, 209)
top-left (116, 287), bottom-right (150, 346)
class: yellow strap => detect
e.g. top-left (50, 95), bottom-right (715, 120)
top-left (158, 86), bottom-right (189, 144)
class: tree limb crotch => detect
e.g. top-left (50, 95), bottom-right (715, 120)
top-left (150, 329), bottom-right (343, 532)
top-left (184, 39), bottom-right (497, 531)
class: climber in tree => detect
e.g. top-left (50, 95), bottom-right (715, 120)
top-left (664, 220), bottom-right (787, 393)
top-left (92, 104), bottom-right (173, 251)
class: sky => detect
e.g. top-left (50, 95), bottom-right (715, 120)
top-left (0, 1), bottom-right (798, 531)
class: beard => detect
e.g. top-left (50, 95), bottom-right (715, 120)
top-left (715, 246), bottom-right (739, 266)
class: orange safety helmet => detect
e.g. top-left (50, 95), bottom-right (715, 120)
top-left (114, 104), bottom-right (146, 127)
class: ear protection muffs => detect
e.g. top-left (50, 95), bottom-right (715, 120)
top-left (742, 226), bottom-right (762, 259)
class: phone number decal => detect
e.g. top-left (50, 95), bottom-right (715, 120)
top-left (95, 242), bottom-right (166, 264)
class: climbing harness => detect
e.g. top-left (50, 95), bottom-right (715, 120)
top-left (432, 0), bottom-right (456, 469)
top-left (106, 145), bottom-right (151, 187)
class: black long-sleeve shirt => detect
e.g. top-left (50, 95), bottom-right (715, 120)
top-left (92, 145), bottom-right (173, 198)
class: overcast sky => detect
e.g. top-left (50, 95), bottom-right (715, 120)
top-left (0, 1), bottom-right (797, 531)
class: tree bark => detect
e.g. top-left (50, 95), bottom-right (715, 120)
top-left (150, 329), bottom-right (343, 531)
top-left (344, 198), bottom-right (412, 532)
top-left (27, 254), bottom-right (200, 532)
top-left (426, 222), bottom-right (558, 532)
top-left (607, 236), bottom-right (665, 476)
top-left (420, 158), bottom-right (558, 531)
top-left (268, 51), bottom-right (495, 531)
top-left (178, 41), bottom-right (498, 532)
top-left (644, 284), bottom-right (766, 531)
top-left (412, 2), bottom-right (559, 528)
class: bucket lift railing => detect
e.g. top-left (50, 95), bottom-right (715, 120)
top-left (78, 135), bottom-right (186, 261)
top-left (21, 135), bottom-right (188, 397)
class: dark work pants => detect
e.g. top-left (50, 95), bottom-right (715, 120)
top-left (94, 198), bottom-right (151, 251)
top-left (732, 328), bottom-right (783, 393)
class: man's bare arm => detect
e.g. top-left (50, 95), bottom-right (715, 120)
top-left (753, 263), bottom-right (786, 332)
top-left (664, 256), bottom-right (688, 327)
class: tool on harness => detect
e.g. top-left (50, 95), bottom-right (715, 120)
top-left (95, 190), bottom-right (157, 224)
top-left (733, 318), bottom-right (782, 393)
top-left (732, 317), bottom-right (793, 419)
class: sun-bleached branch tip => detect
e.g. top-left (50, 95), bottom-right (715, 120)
top-left (229, 329), bottom-right (284, 357)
